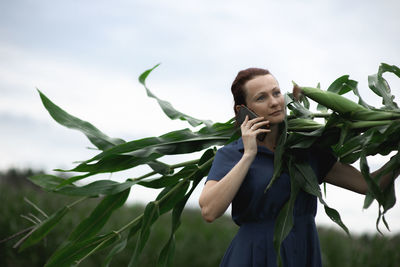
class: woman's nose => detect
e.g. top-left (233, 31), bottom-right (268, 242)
top-left (269, 96), bottom-right (279, 107)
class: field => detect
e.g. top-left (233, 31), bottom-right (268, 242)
top-left (1, 169), bottom-right (399, 267)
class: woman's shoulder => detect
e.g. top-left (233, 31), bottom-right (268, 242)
top-left (213, 138), bottom-right (244, 161)
top-left (218, 138), bottom-right (244, 154)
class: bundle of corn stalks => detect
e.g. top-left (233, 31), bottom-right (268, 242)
top-left (9, 63), bottom-right (400, 267)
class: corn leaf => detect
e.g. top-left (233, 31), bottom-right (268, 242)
top-left (29, 174), bottom-right (73, 191)
top-left (147, 160), bottom-right (174, 175)
top-left (368, 63), bottom-right (399, 110)
top-left (138, 165), bottom-right (199, 189)
top-left (157, 175), bottom-right (204, 267)
top-left (102, 238), bottom-right (128, 267)
top-left (291, 159), bottom-right (349, 235)
top-left (128, 201), bottom-right (160, 267)
top-left (19, 206), bottom-right (70, 251)
top-left (139, 64), bottom-right (213, 127)
top-left (363, 192), bottom-right (375, 209)
top-left (38, 89), bottom-right (125, 151)
top-left (327, 75), bottom-right (354, 95)
top-left (45, 232), bottom-right (119, 267)
top-left (273, 159), bottom-right (300, 267)
top-left (67, 189), bottom-right (130, 243)
top-left (55, 179), bottom-right (136, 196)
top-left (265, 120), bottom-right (287, 191)
top-left (156, 182), bottom-right (190, 215)
top-left (58, 127), bottom-right (230, 176)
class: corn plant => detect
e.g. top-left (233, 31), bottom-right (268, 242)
top-left (12, 63), bottom-right (400, 267)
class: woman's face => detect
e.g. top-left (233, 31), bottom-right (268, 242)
top-left (243, 74), bottom-right (285, 125)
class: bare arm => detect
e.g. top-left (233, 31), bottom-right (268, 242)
top-left (198, 116), bottom-right (270, 222)
top-left (199, 153), bottom-right (255, 222)
top-left (324, 160), bottom-right (400, 195)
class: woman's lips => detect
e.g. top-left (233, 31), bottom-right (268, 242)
top-left (269, 110), bottom-right (282, 116)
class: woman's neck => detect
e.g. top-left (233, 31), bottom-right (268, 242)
top-left (257, 124), bottom-right (280, 152)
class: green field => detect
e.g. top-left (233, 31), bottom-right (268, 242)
top-left (1, 169), bottom-right (399, 267)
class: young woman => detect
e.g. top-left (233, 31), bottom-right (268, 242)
top-left (198, 68), bottom-right (399, 267)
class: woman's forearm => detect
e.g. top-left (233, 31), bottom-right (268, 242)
top-left (325, 160), bottom-right (400, 195)
top-left (198, 153), bottom-right (254, 222)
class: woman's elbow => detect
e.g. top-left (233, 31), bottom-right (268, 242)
top-left (198, 199), bottom-right (217, 223)
top-left (200, 206), bottom-right (217, 223)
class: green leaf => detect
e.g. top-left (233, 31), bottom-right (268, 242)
top-left (157, 235), bottom-right (175, 267)
top-left (265, 120), bottom-right (287, 191)
top-left (368, 63), bottom-right (400, 110)
top-left (102, 238), bottom-right (128, 267)
top-left (53, 173), bottom-right (93, 189)
top-left (147, 160), bottom-right (173, 175)
top-left (80, 120), bottom-right (233, 168)
top-left (323, 205), bottom-right (349, 235)
top-left (287, 118), bottom-right (323, 132)
top-left (332, 120), bottom-right (351, 151)
top-left (67, 189), bottom-right (130, 243)
top-left (316, 83), bottom-right (328, 113)
top-left (158, 160), bottom-right (206, 267)
top-left (363, 192), bottom-right (374, 209)
top-left (359, 152), bottom-right (384, 206)
top-left (19, 206), bottom-right (70, 251)
top-left (129, 201), bottom-right (160, 267)
top-left (368, 74), bottom-right (397, 109)
top-left (326, 75), bottom-right (355, 95)
top-left (373, 150), bottom-right (399, 213)
top-left (28, 174), bottom-right (72, 191)
top-left (291, 159), bottom-right (349, 235)
top-left (138, 64), bottom-right (213, 127)
top-left (45, 232), bottom-right (119, 267)
top-left (273, 159), bottom-right (300, 267)
top-left (286, 93), bottom-right (312, 118)
top-left (62, 127), bottom-right (231, 175)
top-left (156, 181), bottom-right (190, 215)
top-left (379, 63), bottom-right (400, 78)
top-left (59, 155), bottom-right (162, 182)
top-left (138, 165), bottom-right (199, 189)
top-left (55, 179), bottom-right (136, 196)
top-left (37, 89), bottom-right (125, 150)
top-left (127, 215), bottom-right (144, 240)
top-left (198, 148), bottom-right (216, 165)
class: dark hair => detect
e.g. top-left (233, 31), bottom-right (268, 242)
top-left (231, 68), bottom-right (270, 114)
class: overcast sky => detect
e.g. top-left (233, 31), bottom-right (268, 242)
top-left (1, 0), bottom-right (399, 235)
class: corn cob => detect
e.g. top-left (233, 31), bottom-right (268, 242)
top-left (293, 85), bottom-right (400, 121)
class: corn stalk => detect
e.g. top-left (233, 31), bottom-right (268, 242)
top-left (12, 63), bottom-right (400, 266)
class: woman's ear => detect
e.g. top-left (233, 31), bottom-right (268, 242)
top-left (235, 105), bottom-right (243, 114)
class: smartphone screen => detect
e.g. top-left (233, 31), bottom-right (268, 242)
top-left (236, 105), bottom-right (268, 141)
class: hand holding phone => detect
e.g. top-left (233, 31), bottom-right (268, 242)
top-left (236, 105), bottom-right (269, 141)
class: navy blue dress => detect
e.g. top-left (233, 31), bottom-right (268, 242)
top-left (206, 138), bottom-right (336, 267)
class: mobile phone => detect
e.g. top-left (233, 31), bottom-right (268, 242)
top-left (236, 105), bottom-right (268, 141)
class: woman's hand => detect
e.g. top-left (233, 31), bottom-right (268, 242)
top-left (240, 115), bottom-right (270, 157)
top-left (198, 115), bottom-right (270, 223)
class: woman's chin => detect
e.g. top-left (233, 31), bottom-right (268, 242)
top-left (268, 115), bottom-right (285, 125)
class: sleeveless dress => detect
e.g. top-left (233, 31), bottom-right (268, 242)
top-left (206, 138), bottom-right (336, 267)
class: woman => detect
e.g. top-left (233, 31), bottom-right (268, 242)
top-left (198, 68), bottom-right (399, 267)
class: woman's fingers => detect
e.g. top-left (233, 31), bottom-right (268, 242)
top-left (251, 120), bottom-right (270, 130)
top-left (247, 120), bottom-right (270, 132)
top-left (241, 116), bottom-right (270, 139)
top-left (241, 116), bottom-right (266, 128)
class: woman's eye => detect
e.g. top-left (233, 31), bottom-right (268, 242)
top-left (273, 91), bottom-right (281, 96)
top-left (257, 95), bottom-right (265, 101)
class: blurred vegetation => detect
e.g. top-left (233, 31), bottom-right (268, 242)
top-left (1, 168), bottom-right (399, 267)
